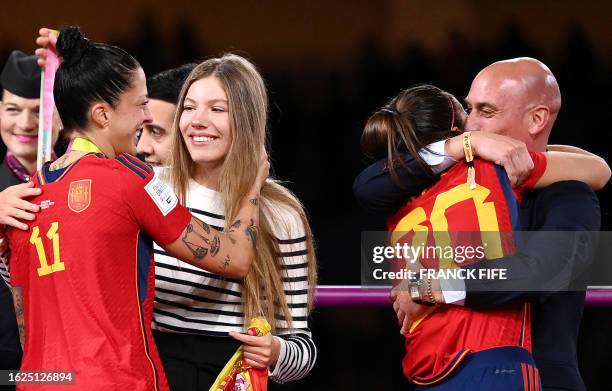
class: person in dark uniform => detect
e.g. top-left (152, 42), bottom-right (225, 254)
top-left (0, 51), bottom-right (61, 187)
top-left (0, 50), bottom-right (60, 388)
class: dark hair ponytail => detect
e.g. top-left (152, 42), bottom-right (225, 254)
top-left (361, 109), bottom-right (398, 160)
top-left (56, 27), bottom-right (92, 67)
top-left (361, 84), bottom-right (465, 186)
top-left (54, 26), bottom-right (141, 131)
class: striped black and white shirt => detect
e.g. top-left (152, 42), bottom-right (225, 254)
top-left (152, 174), bottom-right (317, 383)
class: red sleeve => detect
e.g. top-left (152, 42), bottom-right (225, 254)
top-left (116, 154), bottom-right (192, 246)
top-left (515, 151), bottom-right (547, 193)
top-left (6, 229), bottom-right (24, 287)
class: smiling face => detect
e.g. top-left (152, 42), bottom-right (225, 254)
top-left (178, 76), bottom-right (232, 168)
top-left (105, 67), bottom-right (152, 155)
top-left (0, 90), bottom-right (61, 165)
top-left (464, 68), bottom-right (533, 146)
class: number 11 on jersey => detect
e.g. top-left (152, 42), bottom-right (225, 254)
top-left (30, 222), bottom-right (65, 277)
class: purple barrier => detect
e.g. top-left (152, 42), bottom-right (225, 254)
top-left (315, 286), bottom-right (612, 307)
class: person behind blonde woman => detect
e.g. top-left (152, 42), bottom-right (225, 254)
top-left (136, 63), bottom-right (197, 167)
top-left (151, 54), bottom-right (318, 389)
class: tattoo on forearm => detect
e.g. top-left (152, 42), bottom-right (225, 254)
top-left (197, 219), bottom-right (211, 234)
top-left (245, 218), bottom-right (258, 248)
top-left (210, 235), bottom-right (220, 257)
top-left (228, 220), bottom-right (241, 245)
top-left (12, 287), bottom-right (25, 349)
top-left (229, 219), bottom-right (241, 232)
top-left (249, 197), bottom-right (259, 206)
top-left (181, 222), bottom-right (211, 260)
top-left (220, 254), bottom-right (231, 273)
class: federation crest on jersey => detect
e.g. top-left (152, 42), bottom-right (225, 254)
top-left (68, 179), bottom-right (92, 213)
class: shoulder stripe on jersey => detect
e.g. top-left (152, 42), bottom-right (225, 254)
top-left (123, 153), bottom-right (153, 174)
top-left (118, 154), bottom-right (150, 177)
top-left (116, 155), bottom-right (147, 179)
top-left (36, 169), bottom-right (45, 186)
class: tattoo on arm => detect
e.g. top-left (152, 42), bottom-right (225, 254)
top-left (196, 219), bottom-right (211, 234)
top-left (220, 254), bottom-right (231, 274)
top-left (210, 235), bottom-right (220, 257)
top-left (180, 214), bottom-right (256, 266)
top-left (12, 287), bottom-right (25, 349)
top-left (227, 220), bottom-right (241, 244)
top-left (245, 218), bottom-right (258, 249)
top-left (249, 197), bottom-right (259, 206)
top-left (181, 222), bottom-right (210, 260)
top-left (229, 219), bottom-right (241, 232)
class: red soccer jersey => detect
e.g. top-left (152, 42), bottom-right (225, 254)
top-left (8, 153), bottom-right (192, 391)
top-left (387, 152), bottom-right (546, 386)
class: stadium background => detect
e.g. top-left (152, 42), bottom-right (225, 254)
top-left (1, 1), bottom-right (611, 389)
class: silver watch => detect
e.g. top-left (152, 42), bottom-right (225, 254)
top-left (408, 276), bottom-right (435, 306)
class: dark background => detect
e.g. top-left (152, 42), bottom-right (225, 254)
top-left (1, 1), bottom-right (611, 389)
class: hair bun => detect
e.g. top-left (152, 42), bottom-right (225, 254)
top-left (57, 26), bottom-right (91, 67)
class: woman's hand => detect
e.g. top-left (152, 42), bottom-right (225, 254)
top-left (0, 182), bottom-right (41, 230)
top-left (34, 27), bottom-right (58, 68)
top-left (229, 330), bottom-right (281, 369)
top-left (242, 147), bottom-right (269, 214)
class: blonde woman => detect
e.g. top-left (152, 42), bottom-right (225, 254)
top-left (151, 54), bottom-right (317, 389)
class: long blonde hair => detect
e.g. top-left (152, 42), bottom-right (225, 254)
top-left (168, 54), bottom-right (317, 332)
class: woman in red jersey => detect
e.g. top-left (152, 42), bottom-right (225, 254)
top-left (0, 26), bottom-right (266, 391)
top-left (361, 84), bottom-right (609, 390)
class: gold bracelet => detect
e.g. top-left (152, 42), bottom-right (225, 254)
top-left (462, 132), bottom-right (477, 189)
